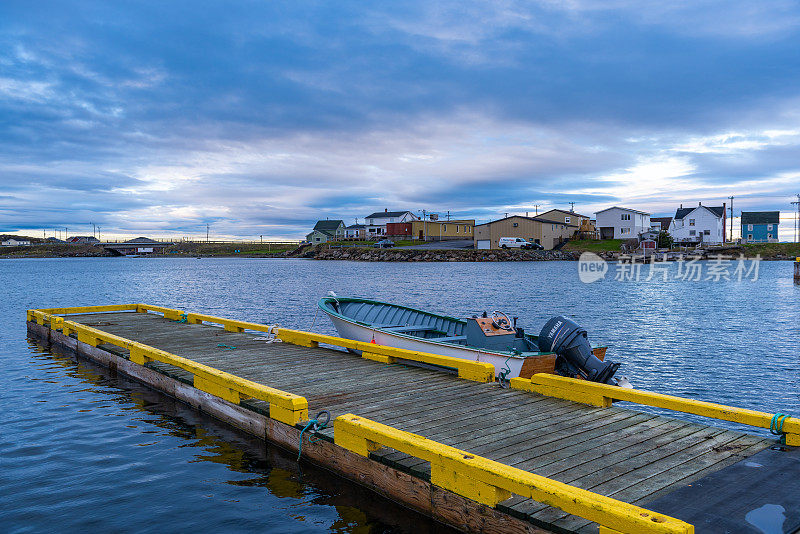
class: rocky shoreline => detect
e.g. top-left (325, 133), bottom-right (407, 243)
top-left (308, 247), bottom-right (578, 262)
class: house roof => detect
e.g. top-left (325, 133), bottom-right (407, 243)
top-left (313, 220), bottom-right (344, 232)
top-left (124, 237), bottom-right (159, 244)
top-left (364, 210), bottom-right (414, 219)
top-left (674, 205), bottom-right (724, 220)
top-left (346, 224), bottom-right (365, 229)
top-left (537, 208), bottom-right (591, 219)
top-left (475, 215), bottom-right (578, 228)
top-left (595, 206), bottom-right (650, 216)
top-left (650, 217), bottom-right (673, 229)
top-left (741, 211), bottom-right (781, 225)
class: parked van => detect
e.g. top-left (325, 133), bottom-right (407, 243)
top-left (498, 237), bottom-right (542, 249)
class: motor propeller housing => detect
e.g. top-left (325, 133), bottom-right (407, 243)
top-left (538, 316), bottom-right (621, 385)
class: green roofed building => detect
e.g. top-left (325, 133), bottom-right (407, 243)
top-left (306, 220), bottom-right (346, 244)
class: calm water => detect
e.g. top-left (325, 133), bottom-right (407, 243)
top-left (2, 257), bottom-right (798, 533)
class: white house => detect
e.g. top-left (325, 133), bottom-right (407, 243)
top-left (363, 210), bottom-right (418, 238)
top-left (1, 238), bottom-right (31, 246)
top-left (669, 203), bottom-right (726, 245)
top-left (595, 207), bottom-right (651, 239)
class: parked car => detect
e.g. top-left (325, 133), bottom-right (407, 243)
top-left (498, 237), bottom-right (541, 249)
top-left (373, 239), bottom-right (395, 248)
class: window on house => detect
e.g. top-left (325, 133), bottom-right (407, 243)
top-left (513, 222), bottom-right (518, 227)
top-left (768, 233), bottom-right (773, 238)
top-left (464, 226), bottom-right (469, 233)
top-left (689, 219), bottom-right (695, 226)
top-left (455, 226), bottom-right (459, 233)
top-left (565, 217), bottom-right (570, 223)
top-left (689, 230), bottom-right (696, 236)
top-left (620, 228), bottom-right (630, 235)
top-left (748, 224), bottom-right (753, 231)
top-left (768, 224), bottom-right (773, 230)
top-left (748, 234), bottom-right (753, 240)
top-left (443, 225), bottom-right (447, 232)
top-left (621, 213), bottom-right (631, 221)
top-left (703, 230), bottom-right (710, 235)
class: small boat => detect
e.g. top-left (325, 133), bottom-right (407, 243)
top-left (319, 295), bottom-right (627, 385)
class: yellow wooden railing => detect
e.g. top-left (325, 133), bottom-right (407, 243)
top-left (28, 303), bottom-right (496, 383)
top-left (511, 374), bottom-right (799, 446)
top-left (28, 309), bottom-right (308, 425)
top-left (334, 414), bottom-right (693, 534)
top-left (273, 327), bottom-right (495, 382)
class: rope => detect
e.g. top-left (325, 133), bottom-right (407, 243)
top-left (770, 413), bottom-right (791, 443)
top-left (177, 313), bottom-right (188, 323)
top-left (217, 343), bottom-right (237, 350)
top-left (297, 410), bottom-right (331, 461)
top-left (497, 357), bottom-right (512, 389)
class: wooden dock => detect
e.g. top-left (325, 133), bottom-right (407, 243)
top-left (26, 305), bottom-right (800, 534)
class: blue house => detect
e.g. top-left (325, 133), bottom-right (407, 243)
top-left (741, 211), bottom-right (780, 243)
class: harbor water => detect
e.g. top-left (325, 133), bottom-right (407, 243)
top-left (2, 257), bottom-right (798, 533)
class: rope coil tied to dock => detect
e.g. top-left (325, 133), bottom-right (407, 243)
top-left (770, 413), bottom-right (791, 444)
top-left (298, 411), bottom-right (331, 461)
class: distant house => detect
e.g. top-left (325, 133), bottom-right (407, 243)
top-left (669, 203), bottom-right (726, 245)
top-left (104, 237), bottom-right (169, 255)
top-left (1, 238), bottom-right (31, 246)
top-left (363, 210), bottom-right (418, 239)
top-left (344, 224), bottom-right (365, 240)
top-left (306, 220), bottom-right (346, 244)
top-left (67, 236), bottom-right (100, 244)
top-left (595, 207), bottom-right (651, 239)
top-left (536, 209), bottom-right (597, 239)
top-left (473, 215), bottom-right (576, 250)
top-left (44, 237), bottom-right (65, 243)
top-left (387, 219), bottom-right (475, 241)
top-left (741, 211), bottom-right (780, 243)
top-left (650, 217), bottom-right (673, 233)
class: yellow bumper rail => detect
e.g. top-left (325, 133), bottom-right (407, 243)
top-left (511, 374), bottom-right (800, 446)
top-left (28, 309), bottom-right (308, 426)
top-left (27, 304), bottom-right (495, 383)
top-left (334, 414), bottom-right (693, 534)
top-left (275, 327), bottom-right (495, 382)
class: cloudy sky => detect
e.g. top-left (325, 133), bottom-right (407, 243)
top-left (2, 1), bottom-right (800, 241)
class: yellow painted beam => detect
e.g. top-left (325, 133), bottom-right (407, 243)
top-left (32, 304), bottom-right (139, 315)
top-left (136, 304), bottom-right (185, 321)
top-left (517, 374), bottom-right (799, 444)
top-left (333, 414), bottom-right (693, 534)
top-left (49, 318), bottom-right (309, 426)
top-left (276, 327), bottom-right (495, 383)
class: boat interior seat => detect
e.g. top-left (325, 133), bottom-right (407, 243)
top-left (382, 325), bottom-right (439, 333)
top-left (432, 335), bottom-right (467, 343)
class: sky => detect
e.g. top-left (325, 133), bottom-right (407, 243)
top-left (1, 1), bottom-right (800, 241)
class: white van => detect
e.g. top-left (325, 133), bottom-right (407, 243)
top-left (498, 237), bottom-right (541, 249)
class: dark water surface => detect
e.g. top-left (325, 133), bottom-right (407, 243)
top-left (2, 257), bottom-right (798, 533)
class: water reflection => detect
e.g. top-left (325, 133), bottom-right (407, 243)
top-left (13, 339), bottom-right (454, 534)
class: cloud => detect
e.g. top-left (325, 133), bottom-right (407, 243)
top-left (0, 1), bottom-right (799, 239)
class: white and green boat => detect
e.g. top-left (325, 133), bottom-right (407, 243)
top-left (318, 295), bottom-right (623, 384)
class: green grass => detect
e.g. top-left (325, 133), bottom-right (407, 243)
top-left (740, 242), bottom-right (800, 258)
top-left (563, 239), bottom-right (624, 253)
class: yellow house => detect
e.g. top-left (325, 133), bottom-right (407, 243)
top-left (473, 216), bottom-right (576, 250)
top-left (410, 219), bottom-right (474, 241)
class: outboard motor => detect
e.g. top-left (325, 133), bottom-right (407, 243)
top-left (538, 316), bottom-right (621, 385)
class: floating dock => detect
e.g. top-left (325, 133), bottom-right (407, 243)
top-left (26, 304), bottom-right (800, 534)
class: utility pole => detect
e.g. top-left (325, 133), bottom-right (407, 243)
top-left (533, 204), bottom-right (540, 215)
top-left (206, 223), bottom-right (210, 243)
top-left (728, 196), bottom-right (734, 242)
top-left (446, 210), bottom-right (450, 221)
top-left (260, 235), bottom-right (263, 244)
top-left (569, 202), bottom-right (575, 212)
top-left (97, 227), bottom-right (100, 241)
top-left (65, 227), bottom-right (68, 240)
top-left (792, 194), bottom-right (800, 243)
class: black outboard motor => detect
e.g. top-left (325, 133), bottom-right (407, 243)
top-left (538, 316), bottom-right (620, 385)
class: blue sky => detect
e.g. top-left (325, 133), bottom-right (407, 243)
top-left (2, 1), bottom-right (800, 240)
